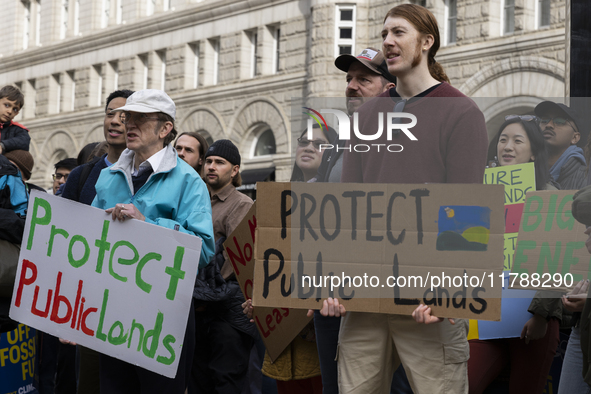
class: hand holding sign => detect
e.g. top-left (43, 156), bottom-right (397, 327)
top-left (106, 203), bottom-right (146, 222)
top-left (242, 299), bottom-right (254, 322)
top-left (411, 304), bottom-right (455, 325)
top-left (315, 298), bottom-right (347, 318)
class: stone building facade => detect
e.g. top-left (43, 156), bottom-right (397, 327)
top-left (0, 0), bottom-right (567, 189)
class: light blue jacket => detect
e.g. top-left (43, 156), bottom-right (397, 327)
top-left (0, 169), bottom-right (28, 216)
top-left (91, 145), bottom-right (214, 269)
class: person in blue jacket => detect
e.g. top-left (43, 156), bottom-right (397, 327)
top-left (91, 89), bottom-right (214, 394)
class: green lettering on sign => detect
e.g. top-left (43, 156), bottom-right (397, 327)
top-left (544, 195), bottom-right (557, 232)
top-left (165, 247), bottom-right (186, 301)
top-left (156, 335), bottom-right (176, 365)
top-left (109, 241), bottom-right (139, 282)
top-left (513, 240), bottom-right (537, 275)
top-left (557, 194), bottom-right (575, 230)
top-left (27, 197), bottom-right (52, 250)
top-left (536, 241), bottom-right (561, 275)
top-left (562, 241), bottom-right (585, 282)
top-left (522, 196), bottom-right (543, 232)
top-left (68, 235), bottom-right (90, 268)
top-left (107, 321), bottom-right (128, 346)
top-left (96, 289), bottom-right (109, 342)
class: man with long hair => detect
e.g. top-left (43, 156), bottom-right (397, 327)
top-left (326, 4), bottom-right (488, 393)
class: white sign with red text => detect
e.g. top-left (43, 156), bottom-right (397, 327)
top-left (10, 191), bottom-right (201, 378)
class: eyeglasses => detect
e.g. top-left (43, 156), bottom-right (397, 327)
top-left (119, 112), bottom-right (162, 126)
top-left (539, 117), bottom-right (571, 126)
top-left (297, 137), bottom-right (327, 150)
top-left (52, 173), bottom-right (69, 181)
top-left (505, 115), bottom-right (539, 122)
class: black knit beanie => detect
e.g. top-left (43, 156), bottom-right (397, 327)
top-left (204, 139), bottom-right (241, 165)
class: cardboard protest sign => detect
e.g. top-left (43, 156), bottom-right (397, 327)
top-left (483, 162), bottom-right (535, 270)
top-left (251, 182), bottom-right (505, 320)
top-left (10, 191), bottom-right (201, 378)
top-left (512, 190), bottom-right (587, 291)
top-left (224, 204), bottom-right (312, 362)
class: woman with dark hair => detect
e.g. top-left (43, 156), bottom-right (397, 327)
top-left (487, 115), bottom-right (557, 190)
top-left (467, 115), bottom-right (561, 394)
top-left (291, 125), bottom-right (337, 182)
top-left (76, 142), bottom-right (100, 166)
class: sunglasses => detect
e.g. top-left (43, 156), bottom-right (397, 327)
top-left (539, 117), bottom-right (571, 126)
top-left (119, 112), bottom-right (162, 126)
top-left (505, 115), bottom-right (539, 122)
top-left (297, 137), bottom-right (327, 150)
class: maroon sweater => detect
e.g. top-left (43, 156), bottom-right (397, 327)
top-left (341, 83), bottom-right (488, 184)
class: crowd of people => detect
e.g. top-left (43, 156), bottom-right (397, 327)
top-left (1, 3), bottom-right (591, 394)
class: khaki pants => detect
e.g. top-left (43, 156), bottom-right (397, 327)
top-left (0, 239), bottom-right (20, 298)
top-left (337, 312), bottom-right (469, 394)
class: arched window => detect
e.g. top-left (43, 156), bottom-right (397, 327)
top-left (196, 129), bottom-right (214, 147)
top-left (253, 128), bottom-right (276, 156)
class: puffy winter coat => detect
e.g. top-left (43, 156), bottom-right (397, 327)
top-left (0, 121), bottom-right (30, 153)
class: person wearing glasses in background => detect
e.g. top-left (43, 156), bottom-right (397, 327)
top-left (292, 125), bottom-right (338, 182)
top-left (91, 89), bottom-right (214, 394)
top-left (243, 124), bottom-right (337, 393)
top-left (463, 114), bottom-right (562, 394)
top-left (52, 158), bottom-right (77, 195)
top-left (534, 101), bottom-right (587, 190)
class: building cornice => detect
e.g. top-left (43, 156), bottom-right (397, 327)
top-left (23, 71), bottom-right (307, 128)
top-left (175, 71), bottom-right (307, 106)
top-left (438, 28), bottom-right (566, 63)
top-left (0, 0), bottom-right (299, 73)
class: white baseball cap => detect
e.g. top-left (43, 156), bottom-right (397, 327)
top-left (114, 89), bottom-right (176, 121)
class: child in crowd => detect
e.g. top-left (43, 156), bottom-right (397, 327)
top-left (0, 85), bottom-right (30, 155)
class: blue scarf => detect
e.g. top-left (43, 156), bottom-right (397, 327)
top-left (550, 145), bottom-right (586, 180)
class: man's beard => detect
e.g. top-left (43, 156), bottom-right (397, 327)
top-left (411, 40), bottom-right (423, 68)
top-left (346, 96), bottom-right (364, 115)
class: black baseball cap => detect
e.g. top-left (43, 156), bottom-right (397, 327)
top-left (534, 101), bottom-right (583, 134)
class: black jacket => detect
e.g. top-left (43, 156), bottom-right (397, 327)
top-left (315, 136), bottom-right (345, 183)
top-left (0, 121), bottom-right (30, 153)
top-left (0, 155), bottom-right (25, 244)
top-left (0, 155), bottom-right (26, 332)
top-left (193, 237), bottom-right (257, 338)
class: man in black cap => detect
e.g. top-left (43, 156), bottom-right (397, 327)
top-left (535, 101), bottom-right (587, 189)
top-left (191, 139), bottom-right (256, 393)
top-left (203, 139), bottom-right (253, 279)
